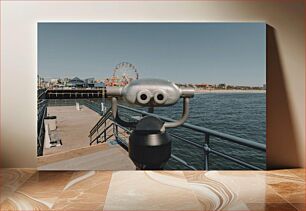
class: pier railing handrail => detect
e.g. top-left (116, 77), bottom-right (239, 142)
top-left (84, 99), bottom-right (265, 170)
top-left (37, 100), bottom-right (48, 156)
top-left (38, 89), bottom-right (48, 100)
top-left (117, 104), bottom-right (266, 151)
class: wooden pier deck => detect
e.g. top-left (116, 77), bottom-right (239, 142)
top-left (38, 105), bottom-right (135, 170)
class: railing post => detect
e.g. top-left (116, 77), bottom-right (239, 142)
top-left (113, 123), bottom-right (116, 140)
top-left (204, 134), bottom-right (210, 170)
top-left (116, 124), bottom-right (119, 139)
top-left (101, 102), bottom-right (104, 115)
top-left (96, 126), bottom-right (99, 144)
top-left (104, 124), bottom-right (107, 142)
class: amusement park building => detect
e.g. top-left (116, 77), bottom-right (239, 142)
top-left (66, 77), bottom-right (85, 88)
top-left (94, 82), bottom-right (105, 88)
top-left (84, 78), bottom-right (95, 88)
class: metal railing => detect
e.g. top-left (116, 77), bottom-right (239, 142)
top-left (37, 89), bottom-right (48, 156)
top-left (86, 100), bottom-right (266, 170)
top-left (89, 107), bottom-right (113, 145)
top-left (38, 88), bottom-right (48, 100)
top-left (82, 100), bottom-right (104, 115)
top-left (37, 99), bottom-right (47, 156)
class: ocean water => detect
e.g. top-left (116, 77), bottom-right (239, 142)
top-left (47, 93), bottom-right (266, 170)
top-left (158, 93), bottom-right (266, 170)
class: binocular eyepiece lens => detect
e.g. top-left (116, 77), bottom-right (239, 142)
top-left (136, 89), bottom-right (168, 105)
top-left (157, 94), bottom-right (164, 101)
top-left (154, 90), bottom-right (167, 104)
top-left (140, 94), bottom-right (148, 101)
top-left (137, 90), bottom-right (152, 105)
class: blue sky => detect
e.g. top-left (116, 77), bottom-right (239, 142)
top-left (38, 23), bottom-right (266, 86)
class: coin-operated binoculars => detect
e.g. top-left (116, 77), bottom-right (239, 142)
top-left (107, 79), bottom-right (194, 170)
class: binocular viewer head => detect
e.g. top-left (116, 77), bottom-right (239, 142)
top-left (106, 78), bottom-right (194, 107)
top-left (107, 79), bottom-right (195, 170)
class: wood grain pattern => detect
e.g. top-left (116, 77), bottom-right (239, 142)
top-left (0, 169), bottom-right (304, 210)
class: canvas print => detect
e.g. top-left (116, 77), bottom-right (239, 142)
top-left (37, 23), bottom-right (266, 170)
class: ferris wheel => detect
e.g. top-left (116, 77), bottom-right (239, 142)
top-left (111, 62), bottom-right (139, 85)
top-left (104, 62), bottom-right (139, 86)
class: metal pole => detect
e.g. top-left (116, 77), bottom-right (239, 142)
top-left (204, 134), bottom-right (210, 170)
top-left (112, 123), bottom-right (116, 140)
top-left (101, 103), bottom-right (104, 115)
top-left (104, 125), bottom-right (107, 142)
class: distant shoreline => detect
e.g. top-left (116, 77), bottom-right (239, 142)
top-left (195, 89), bottom-right (266, 94)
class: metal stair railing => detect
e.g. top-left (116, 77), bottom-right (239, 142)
top-left (88, 106), bottom-right (113, 145)
top-left (89, 106), bottom-right (112, 135)
top-left (89, 123), bottom-right (114, 145)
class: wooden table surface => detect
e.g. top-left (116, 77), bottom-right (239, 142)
top-left (0, 168), bottom-right (304, 210)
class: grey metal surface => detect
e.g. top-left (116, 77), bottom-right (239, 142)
top-left (164, 98), bottom-right (190, 128)
top-left (107, 79), bottom-right (195, 131)
top-left (106, 78), bottom-right (194, 107)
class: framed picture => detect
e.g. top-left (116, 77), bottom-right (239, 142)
top-left (37, 22), bottom-right (266, 170)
